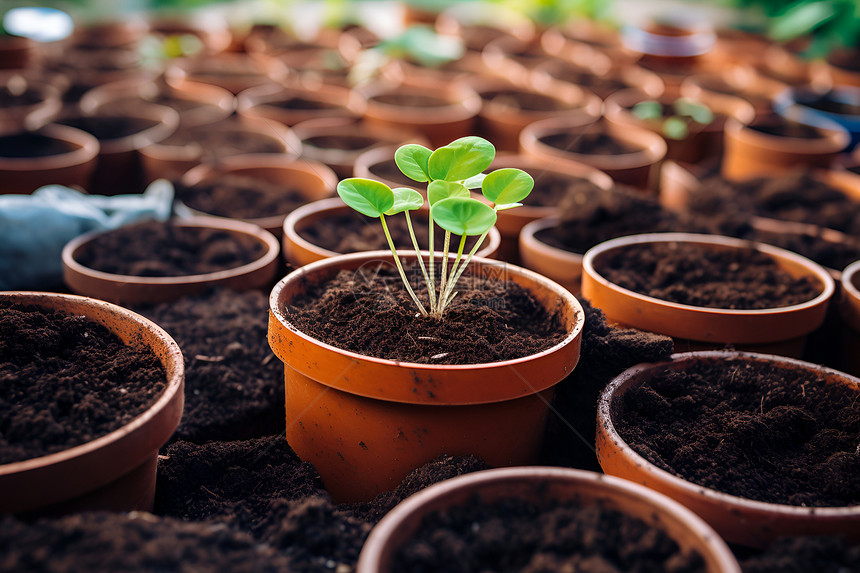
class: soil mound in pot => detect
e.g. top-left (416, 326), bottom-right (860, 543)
top-left (615, 356), bottom-right (860, 507)
top-left (284, 262), bottom-right (567, 364)
top-left (594, 241), bottom-right (822, 309)
top-left (73, 220), bottom-right (267, 277)
top-left (0, 301), bottom-right (166, 464)
top-left (736, 535), bottom-right (860, 571)
top-left (133, 288), bottom-right (284, 444)
top-left (157, 124), bottom-right (285, 162)
top-left (538, 131), bottom-right (640, 155)
top-left (0, 132), bottom-right (79, 158)
top-left (175, 174), bottom-right (309, 220)
top-left (391, 494), bottom-right (705, 573)
top-left (0, 512), bottom-right (291, 572)
top-left (525, 172), bottom-right (606, 208)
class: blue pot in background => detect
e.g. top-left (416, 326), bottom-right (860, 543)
top-left (775, 85), bottom-right (860, 151)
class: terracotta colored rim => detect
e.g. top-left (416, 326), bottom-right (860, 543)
top-left (0, 123), bottom-right (99, 171)
top-left (724, 114), bottom-right (850, 155)
top-left (519, 216), bottom-right (582, 285)
top-left (282, 197), bottom-right (501, 265)
top-left (0, 291), bottom-right (184, 513)
top-left (520, 117), bottom-right (668, 171)
top-left (581, 232), bottom-right (835, 343)
top-left (62, 216), bottom-right (281, 304)
top-left (750, 215), bottom-right (853, 281)
top-left (597, 350), bottom-right (860, 546)
top-left (357, 466), bottom-right (741, 573)
top-left (840, 260), bottom-right (860, 332)
top-left (76, 102), bottom-right (181, 155)
top-left (180, 154), bottom-right (337, 233)
top-left (359, 80), bottom-right (482, 125)
top-left (237, 82), bottom-right (367, 123)
top-left (269, 251), bottom-right (584, 404)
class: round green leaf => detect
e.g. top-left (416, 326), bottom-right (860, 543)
top-left (337, 178), bottom-right (394, 218)
top-left (385, 187), bottom-right (424, 215)
top-left (427, 136), bottom-right (495, 182)
top-left (394, 144), bottom-right (432, 182)
top-left (481, 168), bottom-right (534, 205)
top-left (631, 100), bottom-right (662, 121)
top-left (427, 180), bottom-right (470, 206)
top-left (431, 197), bottom-right (497, 236)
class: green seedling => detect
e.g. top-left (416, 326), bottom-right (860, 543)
top-left (337, 136), bottom-right (534, 319)
top-left (632, 97), bottom-right (714, 140)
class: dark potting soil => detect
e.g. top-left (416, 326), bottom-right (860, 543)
top-left (299, 211), bottom-right (483, 254)
top-left (615, 356), bottom-right (860, 506)
top-left (73, 220), bottom-right (267, 277)
top-left (751, 226), bottom-right (860, 273)
top-left (58, 114), bottom-right (159, 141)
top-left (368, 158), bottom-right (418, 188)
top-left (539, 130), bottom-right (640, 155)
top-left (696, 170), bottom-right (860, 236)
top-left (0, 131), bottom-right (79, 158)
top-left (0, 302), bottom-right (166, 464)
top-left (370, 93), bottom-right (451, 108)
top-left (799, 91), bottom-right (860, 116)
top-left (158, 123), bottom-right (285, 161)
top-left (270, 97), bottom-right (342, 111)
top-left (0, 512), bottom-right (292, 572)
top-left (544, 64), bottom-right (629, 98)
top-left (735, 535), bottom-right (860, 572)
top-left (284, 262), bottom-right (568, 364)
top-left (133, 288), bottom-right (285, 444)
top-left (526, 172), bottom-right (605, 208)
top-left (594, 241), bottom-right (822, 309)
top-left (391, 494), bottom-right (705, 573)
top-left (303, 134), bottom-right (380, 151)
top-left (747, 118), bottom-right (826, 139)
top-left (0, 85), bottom-right (42, 107)
top-left (175, 174), bottom-right (308, 220)
top-left (480, 89), bottom-right (570, 112)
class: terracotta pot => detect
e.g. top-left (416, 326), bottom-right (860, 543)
top-left (79, 75), bottom-right (235, 128)
top-left (0, 291), bottom-right (184, 516)
top-left (0, 34), bottom-right (37, 69)
top-left (519, 216), bottom-right (583, 295)
top-left (825, 48), bottom-right (860, 88)
top-left (146, 15), bottom-right (232, 56)
top-left (51, 46), bottom-right (159, 104)
top-left (237, 81), bottom-right (365, 127)
top-left (165, 52), bottom-right (288, 95)
top-left (356, 466), bottom-right (741, 573)
top-left (353, 144), bottom-right (425, 190)
top-left (62, 216), bottom-right (281, 305)
top-left (538, 20), bottom-right (632, 68)
top-left (596, 350), bottom-right (860, 547)
top-left (774, 85), bottom-right (860, 150)
top-left (180, 154), bottom-right (337, 237)
top-left (469, 76), bottom-right (602, 152)
top-left (291, 117), bottom-right (418, 180)
top-left (435, 1), bottom-right (535, 54)
top-left (481, 35), bottom-right (556, 86)
top-left (282, 197), bottom-right (501, 267)
top-left (72, 19), bottom-right (149, 50)
top-left (487, 153), bottom-right (612, 263)
top-left (140, 116), bottom-right (300, 183)
top-left (722, 113), bottom-right (850, 181)
top-left (531, 56), bottom-right (665, 100)
top-left (621, 17), bottom-right (717, 88)
top-left (358, 79), bottom-right (482, 147)
top-left (680, 65), bottom-right (784, 117)
top-left (0, 123), bottom-right (99, 194)
top-left (0, 72), bottom-right (62, 135)
top-left (520, 118), bottom-right (668, 190)
top-left (605, 87), bottom-right (755, 165)
top-left (581, 232), bottom-right (835, 356)
top-left (57, 102), bottom-right (180, 195)
top-left (839, 260), bottom-right (860, 377)
top-left (268, 251), bottom-right (584, 502)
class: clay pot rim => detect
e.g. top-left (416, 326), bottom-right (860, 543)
top-left (0, 72), bottom-right (63, 132)
top-left (269, 250), bottom-right (584, 373)
top-left (358, 81), bottom-right (482, 124)
top-left (582, 232), bottom-right (835, 317)
top-left (60, 102), bottom-right (181, 155)
top-left (291, 117), bottom-right (414, 165)
top-left (724, 114), bottom-right (850, 154)
top-left (0, 123), bottom-right (100, 170)
top-left (282, 197), bottom-right (502, 262)
top-left (353, 144), bottom-right (421, 190)
top-left (470, 75), bottom-right (603, 120)
top-left (520, 118), bottom-right (668, 170)
top-left (237, 81), bottom-right (367, 120)
top-left (840, 260), bottom-right (860, 332)
top-left (598, 349), bottom-right (860, 518)
top-left (62, 216), bottom-right (281, 287)
top-left (0, 291), bottom-right (183, 481)
top-left (356, 466), bottom-right (741, 573)
top-left (520, 216), bottom-right (582, 261)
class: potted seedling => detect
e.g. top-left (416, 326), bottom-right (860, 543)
top-left (268, 136), bottom-right (585, 502)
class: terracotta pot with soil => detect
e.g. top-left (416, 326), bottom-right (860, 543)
top-left (139, 116), bottom-right (300, 183)
top-left (520, 118), bottom-right (667, 190)
top-left (62, 216), bottom-right (280, 305)
top-left (164, 52), bottom-right (287, 95)
top-left (469, 76), bottom-right (602, 152)
top-left (237, 82), bottom-right (365, 127)
top-left (722, 112), bottom-right (850, 180)
top-left (0, 291), bottom-right (184, 515)
top-left (179, 154), bottom-right (337, 237)
top-left (485, 154), bottom-right (613, 263)
top-left (0, 123), bottom-right (99, 194)
top-left (358, 466), bottom-right (741, 573)
top-left (480, 35), bottom-right (557, 86)
top-left (596, 350), bottom-right (860, 547)
top-left (0, 72), bottom-right (62, 135)
top-left (604, 87), bottom-right (755, 165)
top-left (268, 251), bottom-right (584, 502)
top-left (282, 197), bottom-right (501, 267)
top-left (353, 144), bottom-right (427, 190)
top-left (839, 260), bottom-right (860, 378)
top-left (357, 80), bottom-right (482, 147)
top-left (56, 102), bottom-right (179, 195)
top-left (531, 56), bottom-right (665, 101)
top-left (581, 233), bottom-right (835, 356)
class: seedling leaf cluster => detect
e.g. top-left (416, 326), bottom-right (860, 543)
top-left (337, 136), bottom-right (534, 319)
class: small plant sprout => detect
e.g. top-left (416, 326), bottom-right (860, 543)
top-left (336, 136), bottom-right (534, 319)
top-left (631, 97), bottom-right (714, 140)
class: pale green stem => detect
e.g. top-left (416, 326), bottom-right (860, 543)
top-left (380, 214), bottom-right (428, 317)
top-left (438, 234), bottom-right (466, 315)
top-left (404, 211), bottom-right (435, 311)
top-left (441, 229), bottom-right (490, 309)
top-left (436, 230), bottom-right (452, 317)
